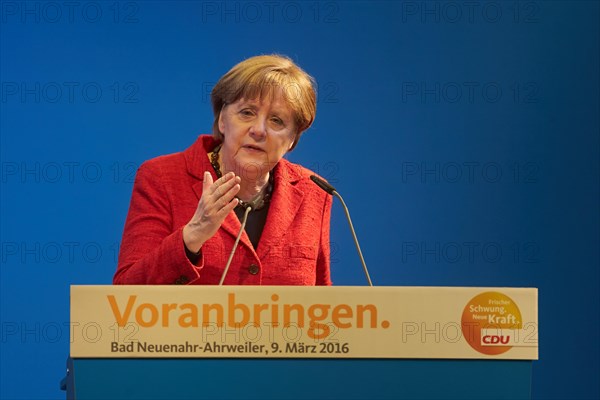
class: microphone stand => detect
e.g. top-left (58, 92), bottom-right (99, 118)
top-left (310, 175), bottom-right (374, 287)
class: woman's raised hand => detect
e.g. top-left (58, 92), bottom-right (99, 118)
top-left (183, 171), bottom-right (240, 253)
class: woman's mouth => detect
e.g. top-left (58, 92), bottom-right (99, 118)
top-left (243, 145), bottom-right (265, 153)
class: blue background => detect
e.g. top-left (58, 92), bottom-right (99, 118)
top-left (1, 1), bottom-right (598, 399)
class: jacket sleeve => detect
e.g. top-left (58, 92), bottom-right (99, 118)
top-left (113, 161), bottom-right (203, 285)
top-left (316, 192), bottom-right (333, 286)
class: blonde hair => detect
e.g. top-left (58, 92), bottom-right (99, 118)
top-left (211, 54), bottom-right (317, 151)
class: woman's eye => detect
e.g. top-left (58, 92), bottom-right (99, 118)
top-left (240, 109), bottom-right (254, 117)
top-left (271, 117), bottom-right (284, 126)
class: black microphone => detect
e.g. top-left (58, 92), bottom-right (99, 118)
top-left (310, 175), bottom-right (336, 194)
top-left (310, 175), bottom-right (374, 286)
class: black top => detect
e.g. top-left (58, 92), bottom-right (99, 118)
top-left (234, 202), bottom-right (270, 250)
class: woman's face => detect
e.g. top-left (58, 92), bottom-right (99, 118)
top-left (218, 91), bottom-right (296, 180)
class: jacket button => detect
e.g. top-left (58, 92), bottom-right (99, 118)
top-left (248, 264), bottom-right (260, 275)
top-left (174, 275), bottom-right (189, 285)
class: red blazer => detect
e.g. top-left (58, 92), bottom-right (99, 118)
top-left (113, 135), bottom-right (332, 286)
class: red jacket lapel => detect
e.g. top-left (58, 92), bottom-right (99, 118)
top-left (257, 160), bottom-right (304, 259)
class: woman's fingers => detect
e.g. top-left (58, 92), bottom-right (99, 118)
top-left (202, 171), bottom-right (214, 192)
top-left (209, 172), bottom-right (238, 196)
top-left (208, 174), bottom-right (240, 207)
top-left (184, 172), bottom-right (241, 251)
top-left (218, 197), bottom-right (240, 217)
top-left (215, 182), bottom-right (240, 211)
top-left (198, 171), bottom-right (240, 215)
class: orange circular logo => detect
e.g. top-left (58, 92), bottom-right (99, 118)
top-left (461, 292), bottom-right (522, 355)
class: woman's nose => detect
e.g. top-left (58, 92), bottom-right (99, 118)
top-left (249, 117), bottom-right (267, 139)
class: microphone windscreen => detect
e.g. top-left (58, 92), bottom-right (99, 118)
top-left (310, 175), bottom-right (336, 195)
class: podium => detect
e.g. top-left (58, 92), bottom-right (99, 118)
top-left (64, 286), bottom-right (538, 399)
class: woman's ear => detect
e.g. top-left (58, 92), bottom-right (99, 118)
top-left (288, 133), bottom-right (298, 150)
top-left (218, 110), bottom-right (225, 135)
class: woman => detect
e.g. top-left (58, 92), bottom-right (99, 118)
top-left (113, 54), bottom-right (332, 285)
